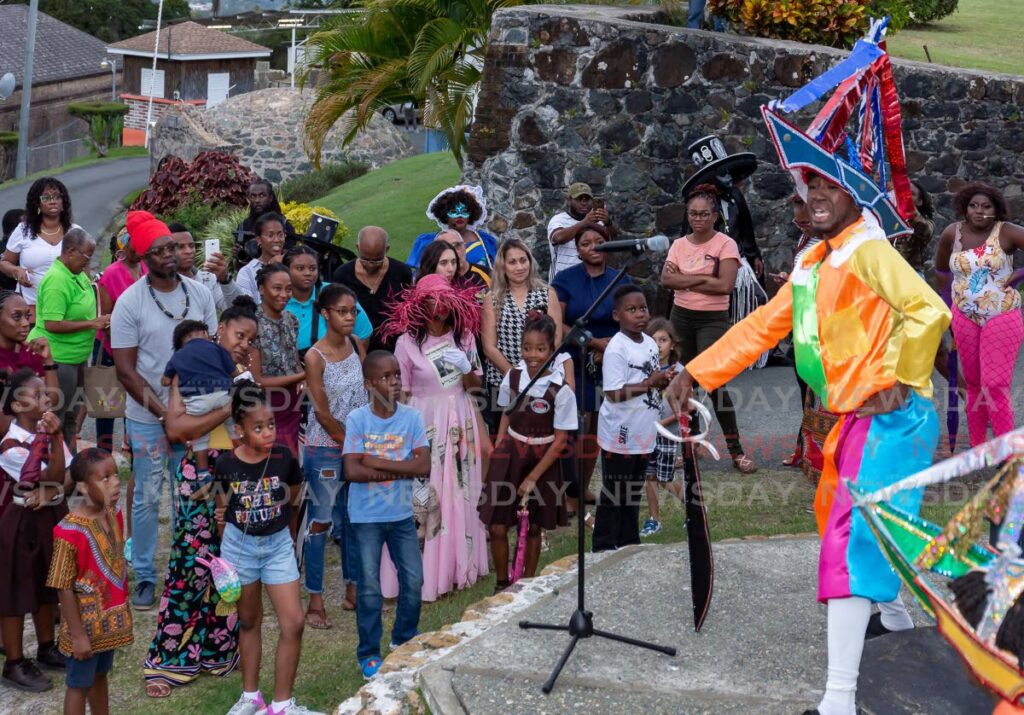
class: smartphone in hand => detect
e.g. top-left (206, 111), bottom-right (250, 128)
top-left (593, 197), bottom-right (606, 210)
top-left (204, 239), bottom-right (221, 259)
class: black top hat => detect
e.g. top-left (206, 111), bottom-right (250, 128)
top-left (680, 135), bottom-right (758, 198)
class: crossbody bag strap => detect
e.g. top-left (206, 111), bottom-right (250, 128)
top-left (310, 283), bottom-right (320, 345)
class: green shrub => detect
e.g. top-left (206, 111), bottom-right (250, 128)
top-left (708, 0), bottom-right (869, 48)
top-left (908, 0), bottom-right (958, 24)
top-left (200, 207), bottom-right (250, 264)
top-left (870, 0), bottom-right (912, 30)
top-left (0, 132), bottom-right (17, 146)
top-left (279, 161), bottom-right (370, 204)
top-left (67, 102), bottom-right (129, 118)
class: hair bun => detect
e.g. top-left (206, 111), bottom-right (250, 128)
top-left (688, 183), bottom-right (719, 199)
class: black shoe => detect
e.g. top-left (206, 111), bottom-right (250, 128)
top-left (132, 581), bottom-right (156, 610)
top-left (800, 710), bottom-right (820, 715)
top-left (35, 643), bottom-right (66, 670)
top-left (865, 612), bottom-right (893, 640)
top-left (1, 658), bottom-right (53, 692)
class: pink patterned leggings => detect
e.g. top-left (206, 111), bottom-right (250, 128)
top-left (951, 305), bottom-right (1024, 447)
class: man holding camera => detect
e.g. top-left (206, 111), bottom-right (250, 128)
top-left (547, 182), bottom-right (610, 282)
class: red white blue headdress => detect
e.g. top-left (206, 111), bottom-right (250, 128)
top-left (762, 18), bottom-right (913, 240)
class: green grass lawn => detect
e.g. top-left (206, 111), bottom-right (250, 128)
top-left (0, 146), bottom-right (149, 190)
top-left (91, 467), bottom-right (978, 714)
top-left (886, 0), bottom-right (1023, 75)
top-left (312, 152), bottom-right (461, 261)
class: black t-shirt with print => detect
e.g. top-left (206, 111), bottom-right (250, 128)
top-left (214, 446), bottom-right (302, 537)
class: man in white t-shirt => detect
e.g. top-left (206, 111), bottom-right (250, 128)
top-left (111, 211), bottom-right (218, 610)
top-left (547, 182), bottom-right (608, 282)
top-left (594, 285), bottom-right (676, 552)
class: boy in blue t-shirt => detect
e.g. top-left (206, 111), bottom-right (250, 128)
top-left (343, 350), bottom-right (430, 680)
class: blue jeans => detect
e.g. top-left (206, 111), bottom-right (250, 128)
top-left (687, 0), bottom-right (725, 30)
top-left (352, 518), bottom-right (422, 660)
top-left (126, 418), bottom-right (186, 584)
top-left (302, 446), bottom-right (358, 593)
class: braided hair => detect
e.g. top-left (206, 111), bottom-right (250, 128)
top-left (24, 178), bottom-right (72, 239)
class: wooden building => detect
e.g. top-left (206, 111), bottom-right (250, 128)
top-left (106, 21), bottom-right (270, 145)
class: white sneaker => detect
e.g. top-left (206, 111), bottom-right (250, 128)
top-left (261, 699), bottom-right (325, 715)
top-left (227, 693), bottom-right (265, 715)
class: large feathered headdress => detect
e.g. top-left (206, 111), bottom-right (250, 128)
top-left (380, 273), bottom-right (481, 340)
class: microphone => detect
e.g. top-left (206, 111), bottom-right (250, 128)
top-left (594, 235), bottom-right (671, 254)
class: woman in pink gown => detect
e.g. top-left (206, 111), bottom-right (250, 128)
top-left (380, 274), bottom-right (489, 601)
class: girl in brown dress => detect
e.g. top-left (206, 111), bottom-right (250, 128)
top-left (479, 315), bottom-right (577, 590)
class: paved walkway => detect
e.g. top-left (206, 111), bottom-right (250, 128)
top-left (0, 156), bottom-right (150, 240)
top-left (419, 538), bottom-right (990, 714)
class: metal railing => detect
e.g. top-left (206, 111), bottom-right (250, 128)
top-left (24, 121), bottom-right (91, 175)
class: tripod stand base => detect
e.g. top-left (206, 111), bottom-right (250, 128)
top-left (520, 609), bottom-right (676, 693)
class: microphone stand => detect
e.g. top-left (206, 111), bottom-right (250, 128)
top-left (510, 249), bottom-right (676, 694)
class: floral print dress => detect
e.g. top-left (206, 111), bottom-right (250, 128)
top-left (143, 450), bottom-right (239, 688)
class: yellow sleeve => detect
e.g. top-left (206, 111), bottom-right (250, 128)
top-left (687, 283), bottom-right (794, 392)
top-left (849, 240), bottom-right (951, 394)
top-left (46, 535), bottom-right (77, 591)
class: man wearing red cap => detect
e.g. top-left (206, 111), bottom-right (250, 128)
top-left (111, 211), bottom-right (218, 609)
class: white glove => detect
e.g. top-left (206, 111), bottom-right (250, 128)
top-left (442, 348), bottom-right (472, 375)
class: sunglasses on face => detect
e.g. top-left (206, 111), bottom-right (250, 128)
top-left (359, 256), bottom-right (386, 266)
top-left (146, 244), bottom-right (176, 259)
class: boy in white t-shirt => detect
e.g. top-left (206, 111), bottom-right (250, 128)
top-left (593, 285), bottom-right (676, 551)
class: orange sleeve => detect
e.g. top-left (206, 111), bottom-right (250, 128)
top-left (687, 282), bottom-right (794, 392)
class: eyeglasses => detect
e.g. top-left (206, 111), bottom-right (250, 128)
top-left (687, 210), bottom-right (714, 219)
top-left (146, 244), bottom-right (176, 259)
top-left (359, 256), bottom-right (386, 266)
top-left (39, 194), bottom-right (62, 203)
top-left (325, 306), bottom-right (361, 318)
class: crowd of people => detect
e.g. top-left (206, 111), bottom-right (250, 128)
top-left (0, 154), bottom-right (1020, 715)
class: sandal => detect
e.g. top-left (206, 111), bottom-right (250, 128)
top-left (146, 681), bottom-right (172, 698)
top-left (733, 454), bottom-right (758, 474)
top-left (304, 607), bottom-right (333, 630)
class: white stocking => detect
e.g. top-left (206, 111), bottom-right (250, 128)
top-left (817, 596), bottom-right (871, 715)
top-left (877, 594), bottom-right (915, 631)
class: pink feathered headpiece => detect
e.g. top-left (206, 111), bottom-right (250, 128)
top-left (381, 273), bottom-right (481, 339)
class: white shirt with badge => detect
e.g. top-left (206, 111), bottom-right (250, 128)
top-left (0, 422), bottom-right (73, 482)
top-left (497, 353), bottom-right (578, 433)
top-left (598, 332), bottom-right (662, 455)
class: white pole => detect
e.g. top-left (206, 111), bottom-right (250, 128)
top-left (144, 0), bottom-right (165, 148)
top-left (290, 26), bottom-right (296, 89)
top-left (15, 0), bottom-right (39, 179)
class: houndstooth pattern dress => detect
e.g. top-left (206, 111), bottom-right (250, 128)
top-left (485, 288), bottom-right (549, 389)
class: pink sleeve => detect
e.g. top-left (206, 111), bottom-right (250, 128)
top-left (716, 233), bottom-right (741, 262)
top-left (666, 238), bottom-right (683, 266)
top-left (394, 335), bottom-right (414, 392)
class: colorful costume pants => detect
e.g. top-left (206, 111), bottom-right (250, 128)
top-left (951, 305), bottom-right (1024, 447)
top-left (815, 391), bottom-right (938, 603)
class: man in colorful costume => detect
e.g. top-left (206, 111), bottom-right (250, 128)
top-left (666, 19), bottom-right (951, 715)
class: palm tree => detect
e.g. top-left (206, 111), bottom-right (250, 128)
top-left (302, 0), bottom-right (534, 165)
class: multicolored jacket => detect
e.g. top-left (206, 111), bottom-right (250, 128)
top-left (687, 218), bottom-right (950, 413)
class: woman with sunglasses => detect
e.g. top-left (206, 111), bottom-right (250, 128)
top-left (661, 183), bottom-right (755, 474)
top-left (407, 185), bottom-right (497, 277)
top-left (0, 178), bottom-right (80, 324)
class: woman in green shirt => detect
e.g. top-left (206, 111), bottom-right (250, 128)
top-left (28, 228), bottom-right (107, 447)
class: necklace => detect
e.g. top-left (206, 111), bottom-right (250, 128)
top-left (39, 225), bottom-right (62, 237)
top-left (147, 276), bottom-right (190, 320)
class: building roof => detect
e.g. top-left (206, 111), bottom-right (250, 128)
top-left (0, 5), bottom-right (107, 88)
top-left (106, 21), bottom-right (271, 61)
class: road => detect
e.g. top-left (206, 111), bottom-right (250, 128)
top-left (0, 156), bottom-right (151, 241)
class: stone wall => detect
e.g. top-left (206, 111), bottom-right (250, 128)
top-left (151, 87), bottom-right (413, 184)
top-left (464, 5), bottom-right (1024, 293)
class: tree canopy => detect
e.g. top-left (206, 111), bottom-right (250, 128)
top-left (11, 0), bottom-right (191, 43)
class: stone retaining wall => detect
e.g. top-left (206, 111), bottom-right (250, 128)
top-left (463, 5), bottom-right (1024, 293)
top-left (151, 88), bottom-right (413, 184)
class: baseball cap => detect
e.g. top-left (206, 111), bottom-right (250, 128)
top-left (568, 182), bottom-right (592, 199)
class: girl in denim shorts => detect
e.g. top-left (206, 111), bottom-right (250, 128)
top-left (215, 381), bottom-right (320, 715)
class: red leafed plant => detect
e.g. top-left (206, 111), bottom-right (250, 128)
top-left (131, 151), bottom-right (255, 215)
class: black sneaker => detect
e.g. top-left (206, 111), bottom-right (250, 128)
top-left (35, 643), bottom-right (66, 670)
top-left (865, 612), bottom-right (893, 640)
top-left (132, 581), bottom-right (156, 610)
top-left (2, 658), bottom-right (53, 692)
